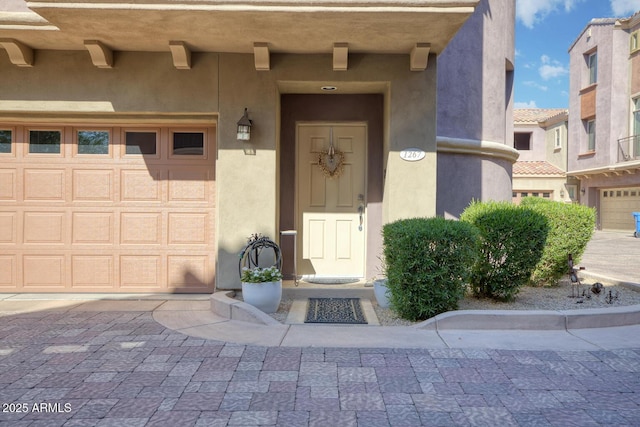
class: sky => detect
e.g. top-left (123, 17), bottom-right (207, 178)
top-left (514, 0), bottom-right (640, 109)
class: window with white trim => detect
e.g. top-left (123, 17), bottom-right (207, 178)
top-left (587, 51), bottom-right (597, 85)
top-left (586, 119), bottom-right (596, 151)
top-left (554, 128), bottom-right (561, 149)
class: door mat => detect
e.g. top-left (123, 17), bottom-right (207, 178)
top-left (302, 277), bottom-right (360, 285)
top-left (304, 298), bottom-right (368, 324)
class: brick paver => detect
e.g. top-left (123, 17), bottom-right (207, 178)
top-left (0, 309), bottom-right (639, 426)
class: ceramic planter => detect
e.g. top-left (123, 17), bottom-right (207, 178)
top-left (241, 280), bottom-right (282, 313)
top-left (373, 278), bottom-right (390, 308)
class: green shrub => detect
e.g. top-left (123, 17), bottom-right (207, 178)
top-left (520, 197), bottom-right (596, 286)
top-left (460, 201), bottom-right (549, 301)
top-left (382, 217), bottom-right (480, 321)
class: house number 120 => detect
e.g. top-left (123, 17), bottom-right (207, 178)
top-left (399, 148), bottom-right (426, 162)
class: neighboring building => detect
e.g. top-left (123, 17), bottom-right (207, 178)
top-left (512, 108), bottom-right (578, 204)
top-left (437, 0), bottom-right (518, 219)
top-left (567, 12), bottom-right (640, 231)
top-left (0, 0), bottom-right (515, 293)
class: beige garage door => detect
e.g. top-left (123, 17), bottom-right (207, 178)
top-left (600, 188), bottom-right (640, 232)
top-left (0, 124), bottom-right (216, 293)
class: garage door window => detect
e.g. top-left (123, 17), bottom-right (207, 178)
top-left (125, 131), bottom-right (157, 155)
top-left (29, 130), bottom-right (61, 154)
top-left (78, 130), bottom-right (110, 155)
top-left (172, 131), bottom-right (204, 156)
top-left (0, 130), bottom-right (11, 153)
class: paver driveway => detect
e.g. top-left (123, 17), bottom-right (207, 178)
top-left (1, 307), bottom-right (639, 426)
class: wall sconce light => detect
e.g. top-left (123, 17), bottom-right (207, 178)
top-left (581, 188), bottom-right (586, 195)
top-left (560, 189), bottom-right (565, 198)
top-left (236, 108), bottom-right (252, 141)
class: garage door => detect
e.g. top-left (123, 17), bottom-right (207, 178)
top-left (0, 124), bottom-right (216, 293)
top-left (600, 188), bottom-right (640, 232)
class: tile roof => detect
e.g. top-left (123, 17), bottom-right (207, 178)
top-left (513, 161), bottom-right (565, 176)
top-left (513, 109), bottom-right (568, 124)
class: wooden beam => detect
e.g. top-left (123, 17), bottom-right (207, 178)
top-left (169, 41), bottom-right (191, 69)
top-left (333, 43), bottom-right (348, 71)
top-left (410, 43), bottom-right (431, 71)
top-left (253, 42), bottom-right (270, 71)
top-left (84, 40), bottom-right (113, 68)
top-left (0, 39), bottom-right (34, 67)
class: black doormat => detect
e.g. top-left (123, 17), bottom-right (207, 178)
top-left (304, 298), bottom-right (368, 324)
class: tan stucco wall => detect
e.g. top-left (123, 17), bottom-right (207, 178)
top-left (0, 51), bottom-right (219, 117)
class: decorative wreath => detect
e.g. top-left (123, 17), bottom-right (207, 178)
top-left (317, 145), bottom-right (345, 179)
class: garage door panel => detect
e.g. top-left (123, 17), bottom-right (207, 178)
top-left (24, 169), bottom-right (65, 201)
top-left (0, 212), bottom-right (17, 243)
top-left (73, 169), bottom-right (114, 201)
top-left (120, 255), bottom-right (162, 288)
top-left (24, 255), bottom-right (65, 287)
top-left (120, 212), bottom-right (162, 245)
top-left (24, 212), bottom-right (65, 244)
top-left (0, 255), bottom-right (16, 287)
top-left (168, 213), bottom-right (209, 245)
top-left (72, 212), bottom-right (114, 244)
top-left (168, 169), bottom-right (211, 202)
top-left (72, 255), bottom-right (114, 288)
top-left (0, 170), bottom-right (16, 200)
top-left (168, 255), bottom-right (213, 290)
top-left (121, 169), bottom-right (163, 202)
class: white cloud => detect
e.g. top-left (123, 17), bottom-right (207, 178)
top-left (515, 101), bottom-right (538, 108)
top-left (516, 0), bottom-right (585, 28)
top-left (538, 55), bottom-right (568, 80)
top-left (524, 81), bottom-right (549, 91)
top-left (610, 0), bottom-right (640, 16)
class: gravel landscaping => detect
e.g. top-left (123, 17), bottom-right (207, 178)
top-left (266, 279), bottom-right (640, 326)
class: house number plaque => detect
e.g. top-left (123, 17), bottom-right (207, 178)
top-left (400, 148), bottom-right (426, 162)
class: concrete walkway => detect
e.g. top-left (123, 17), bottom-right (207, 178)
top-left (0, 230), bottom-right (638, 425)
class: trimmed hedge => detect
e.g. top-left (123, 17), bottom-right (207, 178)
top-left (520, 198), bottom-right (596, 286)
top-left (460, 201), bottom-right (549, 301)
top-left (382, 217), bottom-right (480, 321)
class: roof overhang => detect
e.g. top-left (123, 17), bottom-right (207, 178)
top-left (568, 160), bottom-right (640, 179)
top-left (0, 0), bottom-right (478, 59)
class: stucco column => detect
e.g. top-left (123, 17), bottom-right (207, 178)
top-left (383, 65), bottom-right (438, 223)
top-left (216, 54), bottom-right (277, 289)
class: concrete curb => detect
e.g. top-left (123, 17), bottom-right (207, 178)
top-left (210, 291), bottom-right (281, 326)
top-left (210, 290), bottom-right (640, 330)
top-left (413, 304), bottom-right (640, 331)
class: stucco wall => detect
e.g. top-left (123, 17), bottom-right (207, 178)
top-left (569, 21), bottom-right (625, 171)
top-left (545, 121), bottom-right (568, 171)
top-left (0, 50), bottom-right (219, 116)
top-left (435, 0), bottom-right (516, 217)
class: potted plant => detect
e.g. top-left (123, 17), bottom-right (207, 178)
top-left (240, 266), bottom-right (283, 313)
top-left (373, 277), bottom-right (390, 308)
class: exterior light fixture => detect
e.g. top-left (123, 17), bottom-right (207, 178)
top-left (560, 189), bottom-right (565, 198)
top-left (236, 108), bottom-right (252, 141)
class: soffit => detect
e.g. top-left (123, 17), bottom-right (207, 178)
top-left (0, 0), bottom-right (478, 54)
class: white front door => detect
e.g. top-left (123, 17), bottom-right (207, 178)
top-left (296, 123), bottom-right (367, 278)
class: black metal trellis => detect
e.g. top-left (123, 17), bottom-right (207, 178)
top-left (238, 234), bottom-right (282, 278)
